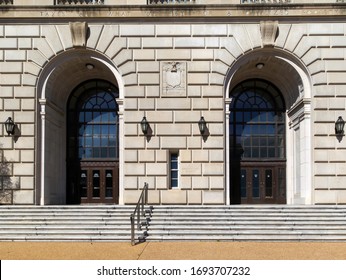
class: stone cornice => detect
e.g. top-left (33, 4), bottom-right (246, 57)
top-left (0, 4), bottom-right (346, 20)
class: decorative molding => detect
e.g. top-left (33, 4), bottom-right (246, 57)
top-left (260, 20), bottom-right (279, 47)
top-left (149, 0), bottom-right (195, 4)
top-left (161, 61), bottom-right (186, 97)
top-left (242, 0), bottom-right (291, 3)
top-left (0, 0), bottom-right (13, 4)
top-left (57, 0), bottom-right (104, 4)
top-left (69, 22), bottom-right (88, 47)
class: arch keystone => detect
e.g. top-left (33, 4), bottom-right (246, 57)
top-left (69, 22), bottom-right (88, 48)
top-left (260, 21), bottom-right (279, 47)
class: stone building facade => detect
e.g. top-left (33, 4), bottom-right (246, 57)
top-left (1, 0), bottom-right (346, 205)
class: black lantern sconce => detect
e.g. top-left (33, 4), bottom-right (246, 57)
top-left (4, 117), bottom-right (15, 136)
top-left (198, 116), bottom-right (207, 135)
top-left (140, 116), bottom-right (149, 135)
top-left (335, 116), bottom-right (345, 141)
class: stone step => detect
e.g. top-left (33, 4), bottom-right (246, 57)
top-left (1, 205), bottom-right (346, 242)
top-left (146, 234), bottom-right (346, 241)
top-left (0, 205), bottom-right (137, 242)
top-left (146, 206), bottom-right (346, 242)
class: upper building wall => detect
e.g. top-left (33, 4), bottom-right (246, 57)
top-left (1, 0), bottom-right (345, 6)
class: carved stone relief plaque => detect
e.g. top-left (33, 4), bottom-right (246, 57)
top-left (161, 61), bottom-right (186, 97)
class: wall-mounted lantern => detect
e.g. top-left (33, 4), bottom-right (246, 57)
top-left (335, 116), bottom-right (345, 136)
top-left (4, 117), bottom-right (15, 136)
top-left (198, 116), bottom-right (207, 135)
top-left (140, 116), bottom-right (149, 135)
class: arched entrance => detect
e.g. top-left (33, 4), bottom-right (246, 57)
top-left (67, 80), bottom-right (119, 204)
top-left (225, 49), bottom-right (312, 205)
top-left (229, 79), bottom-right (286, 204)
top-left (36, 49), bottom-right (124, 205)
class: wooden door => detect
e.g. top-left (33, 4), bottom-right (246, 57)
top-left (79, 162), bottom-right (119, 204)
top-left (240, 162), bottom-right (286, 204)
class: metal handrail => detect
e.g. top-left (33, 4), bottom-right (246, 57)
top-left (130, 182), bottom-right (150, 246)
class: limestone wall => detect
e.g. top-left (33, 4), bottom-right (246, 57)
top-left (1, 17), bottom-right (346, 204)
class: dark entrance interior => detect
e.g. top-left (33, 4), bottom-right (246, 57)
top-left (67, 80), bottom-right (119, 204)
top-left (230, 79), bottom-right (286, 204)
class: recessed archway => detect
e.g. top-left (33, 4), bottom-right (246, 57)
top-left (36, 50), bottom-right (124, 205)
top-left (225, 49), bottom-right (312, 205)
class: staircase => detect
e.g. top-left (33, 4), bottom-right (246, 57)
top-left (1, 205), bottom-right (346, 242)
top-left (0, 205), bottom-right (134, 242)
top-left (146, 205), bottom-right (346, 242)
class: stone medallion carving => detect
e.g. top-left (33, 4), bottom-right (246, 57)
top-left (161, 61), bottom-right (186, 97)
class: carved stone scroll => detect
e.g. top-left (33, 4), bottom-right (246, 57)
top-left (260, 21), bottom-right (279, 47)
top-left (69, 22), bottom-right (88, 47)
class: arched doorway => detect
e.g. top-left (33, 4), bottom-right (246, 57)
top-left (36, 49), bottom-right (125, 205)
top-left (66, 80), bottom-right (119, 204)
top-left (229, 79), bottom-right (286, 204)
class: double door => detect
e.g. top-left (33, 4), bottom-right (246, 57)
top-left (240, 162), bottom-right (286, 204)
top-left (79, 162), bottom-right (119, 204)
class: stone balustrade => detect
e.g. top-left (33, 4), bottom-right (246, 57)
top-left (148, 0), bottom-right (195, 4)
top-left (55, 0), bottom-right (104, 4)
top-left (0, 0), bottom-right (344, 6)
top-left (0, 0), bottom-right (13, 5)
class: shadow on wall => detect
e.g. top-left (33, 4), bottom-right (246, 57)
top-left (0, 144), bottom-right (19, 205)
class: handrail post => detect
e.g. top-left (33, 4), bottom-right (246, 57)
top-left (145, 182), bottom-right (148, 205)
top-left (137, 204), bottom-right (140, 230)
top-left (130, 214), bottom-right (135, 246)
top-left (130, 182), bottom-right (150, 245)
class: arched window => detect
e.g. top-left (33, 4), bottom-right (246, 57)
top-left (67, 80), bottom-right (119, 161)
top-left (230, 79), bottom-right (286, 160)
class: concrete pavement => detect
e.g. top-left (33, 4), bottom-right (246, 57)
top-left (1, 241), bottom-right (346, 260)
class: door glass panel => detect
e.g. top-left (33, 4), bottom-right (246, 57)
top-left (93, 170), bottom-right (100, 198)
top-left (278, 167), bottom-right (286, 197)
top-left (252, 169), bottom-right (260, 198)
top-left (240, 169), bottom-right (247, 198)
top-left (80, 171), bottom-right (87, 198)
top-left (265, 169), bottom-right (273, 197)
top-left (106, 170), bottom-right (113, 198)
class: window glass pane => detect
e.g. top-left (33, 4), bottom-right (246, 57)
top-left (85, 112), bottom-right (92, 122)
top-left (85, 148), bottom-right (92, 158)
top-left (252, 148), bottom-right (259, 158)
top-left (101, 148), bottom-right (108, 158)
top-left (170, 153), bottom-right (179, 188)
top-left (84, 125), bottom-right (92, 136)
top-left (260, 147), bottom-right (267, 158)
top-left (93, 137), bottom-right (101, 146)
top-left (85, 137), bottom-right (92, 147)
top-left (230, 79), bottom-right (285, 160)
top-left (265, 169), bottom-right (273, 197)
top-left (109, 148), bottom-right (116, 158)
top-left (94, 125), bottom-right (101, 135)
top-left (244, 112), bottom-right (251, 123)
top-left (236, 112), bottom-right (243, 122)
top-left (109, 125), bottom-right (116, 135)
top-left (268, 148), bottom-right (275, 158)
top-left (101, 136), bottom-right (108, 147)
top-left (171, 161), bottom-right (178, 170)
top-left (93, 148), bottom-right (100, 158)
top-left (80, 170), bottom-right (87, 198)
top-left (69, 80), bottom-right (119, 161)
top-left (92, 170), bottom-right (100, 198)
